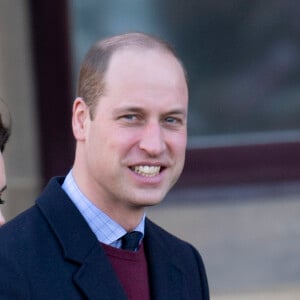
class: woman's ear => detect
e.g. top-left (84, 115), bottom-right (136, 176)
top-left (72, 97), bottom-right (89, 141)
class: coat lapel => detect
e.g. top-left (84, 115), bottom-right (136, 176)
top-left (37, 177), bottom-right (127, 300)
top-left (144, 219), bottom-right (185, 299)
top-left (72, 244), bottom-right (127, 300)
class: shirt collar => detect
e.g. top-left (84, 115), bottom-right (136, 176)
top-left (61, 170), bottom-right (145, 247)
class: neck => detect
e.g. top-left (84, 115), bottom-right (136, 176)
top-left (101, 203), bottom-right (145, 231)
top-left (72, 164), bottom-right (145, 231)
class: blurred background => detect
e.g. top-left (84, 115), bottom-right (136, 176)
top-left (1, 0), bottom-right (300, 298)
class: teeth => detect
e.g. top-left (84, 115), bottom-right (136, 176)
top-left (133, 165), bottom-right (161, 177)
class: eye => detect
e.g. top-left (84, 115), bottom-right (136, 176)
top-left (118, 114), bottom-right (144, 126)
top-left (165, 116), bottom-right (178, 124)
top-left (121, 114), bottom-right (138, 121)
top-left (164, 116), bottom-right (184, 126)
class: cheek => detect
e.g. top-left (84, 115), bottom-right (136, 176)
top-left (169, 134), bottom-right (187, 155)
top-left (113, 130), bottom-right (140, 149)
top-left (89, 130), bottom-right (135, 163)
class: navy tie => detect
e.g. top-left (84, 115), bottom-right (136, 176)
top-left (121, 231), bottom-right (143, 251)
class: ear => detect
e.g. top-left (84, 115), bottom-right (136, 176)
top-left (72, 97), bottom-right (90, 141)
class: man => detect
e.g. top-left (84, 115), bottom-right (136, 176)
top-left (0, 99), bottom-right (11, 226)
top-left (0, 32), bottom-right (209, 299)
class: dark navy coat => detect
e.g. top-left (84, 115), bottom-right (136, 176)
top-left (0, 177), bottom-right (209, 299)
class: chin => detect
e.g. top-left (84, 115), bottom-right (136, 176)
top-left (142, 199), bottom-right (163, 207)
top-left (131, 191), bottom-right (167, 208)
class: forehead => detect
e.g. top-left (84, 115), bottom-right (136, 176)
top-left (94, 48), bottom-right (188, 117)
top-left (104, 48), bottom-right (187, 93)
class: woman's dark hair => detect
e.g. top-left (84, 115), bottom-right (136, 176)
top-left (0, 98), bottom-right (11, 152)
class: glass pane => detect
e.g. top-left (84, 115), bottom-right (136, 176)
top-left (70, 0), bottom-right (300, 145)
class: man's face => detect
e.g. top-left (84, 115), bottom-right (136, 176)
top-left (0, 152), bottom-right (6, 225)
top-left (74, 48), bottom-right (188, 215)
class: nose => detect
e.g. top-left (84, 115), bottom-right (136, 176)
top-left (139, 120), bottom-right (166, 156)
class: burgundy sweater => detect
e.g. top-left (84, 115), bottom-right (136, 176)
top-left (101, 242), bottom-right (150, 300)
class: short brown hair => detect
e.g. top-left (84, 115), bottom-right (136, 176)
top-left (77, 32), bottom-right (187, 119)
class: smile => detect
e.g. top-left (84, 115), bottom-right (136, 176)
top-left (131, 165), bottom-right (161, 177)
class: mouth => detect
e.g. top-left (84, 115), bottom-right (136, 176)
top-left (130, 165), bottom-right (163, 177)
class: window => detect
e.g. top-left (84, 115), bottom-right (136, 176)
top-left (70, 1), bottom-right (300, 146)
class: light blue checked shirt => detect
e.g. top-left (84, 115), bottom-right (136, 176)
top-left (61, 170), bottom-right (145, 249)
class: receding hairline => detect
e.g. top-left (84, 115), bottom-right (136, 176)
top-left (81, 32), bottom-right (187, 83)
top-left (77, 32), bottom-right (188, 118)
top-left (104, 33), bottom-right (185, 71)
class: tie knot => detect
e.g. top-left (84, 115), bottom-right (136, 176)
top-left (121, 231), bottom-right (143, 251)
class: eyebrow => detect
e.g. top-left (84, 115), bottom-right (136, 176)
top-left (165, 109), bottom-right (187, 116)
top-left (113, 107), bottom-right (144, 114)
top-left (113, 106), bottom-right (187, 116)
